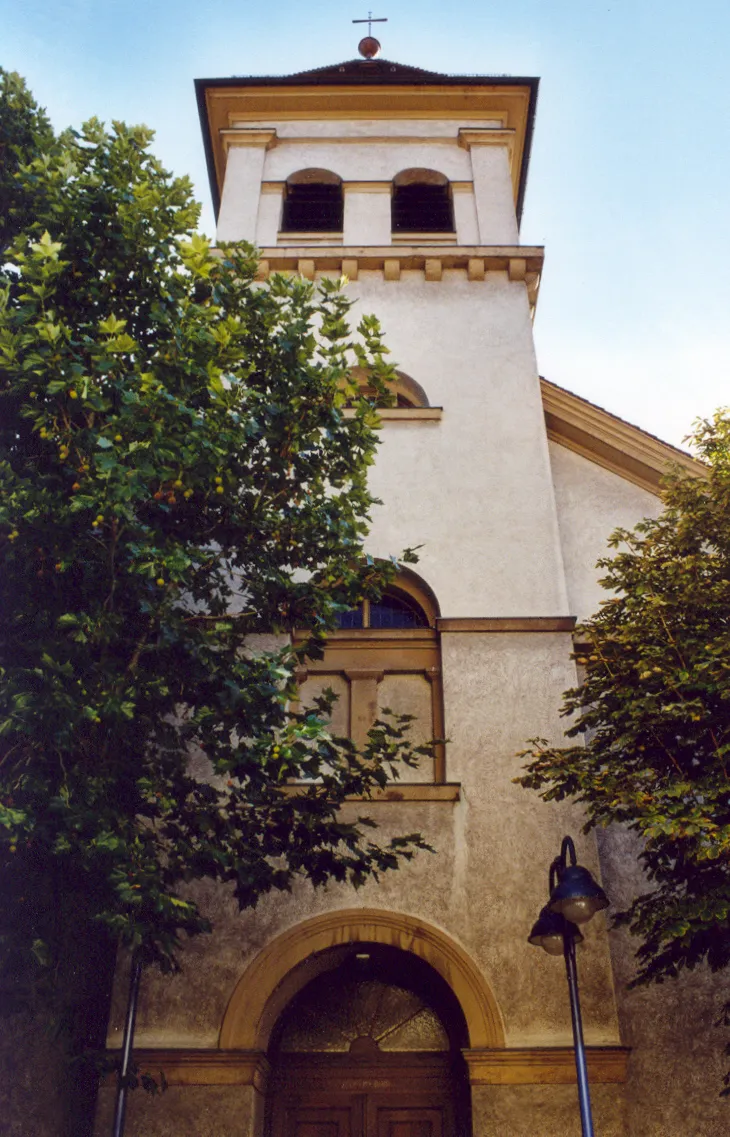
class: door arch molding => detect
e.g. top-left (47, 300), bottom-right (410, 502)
top-left (219, 908), bottom-right (505, 1050)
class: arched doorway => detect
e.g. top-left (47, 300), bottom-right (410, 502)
top-left (266, 944), bottom-right (470, 1137)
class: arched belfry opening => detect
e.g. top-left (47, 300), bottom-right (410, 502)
top-left (391, 170), bottom-right (454, 234)
top-left (266, 943), bottom-right (471, 1137)
top-left (281, 168), bottom-right (343, 232)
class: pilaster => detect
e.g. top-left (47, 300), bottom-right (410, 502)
top-left (217, 129), bottom-right (277, 243)
top-left (459, 129), bottom-right (519, 244)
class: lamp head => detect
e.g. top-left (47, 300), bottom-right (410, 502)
top-left (528, 905), bottom-right (583, 956)
top-left (549, 864), bottom-right (609, 925)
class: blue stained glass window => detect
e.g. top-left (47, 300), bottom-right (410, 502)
top-left (336, 607), bottom-right (364, 629)
top-left (370, 593), bottom-right (428, 628)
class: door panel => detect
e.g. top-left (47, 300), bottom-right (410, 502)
top-left (285, 1107), bottom-right (354, 1137)
top-left (376, 1108), bottom-right (443, 1137)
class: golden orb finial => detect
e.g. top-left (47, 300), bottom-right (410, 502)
top-left (358, 35), bottom-right (381, 59)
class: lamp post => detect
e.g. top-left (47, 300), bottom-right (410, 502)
top-left (528, 835), bottom-right (609, 1137)
top-left (111, 951), bottom-right (143, 1137)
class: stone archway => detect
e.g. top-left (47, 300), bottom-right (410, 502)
top-left (219, 908), bottom-right (505, 1052)
top-left (266, 942), bottom-right (470, 1137)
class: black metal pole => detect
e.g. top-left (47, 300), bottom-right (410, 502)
top-left (563, 931), bottom-right (595, 1137)
top-left (111, 952), bottom-right (143, 1137)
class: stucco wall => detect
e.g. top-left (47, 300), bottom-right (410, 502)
top-left (95, 1084), bottom-right (261, 1137)
top-left (472, 1084), bottom-right (627, 1137)
top-left (345, 271), bottom-right (569, 617)
top-left (547, 441), bottom-right (663, 623)
top-left (440, 631), bottom-right (620, 1048)
top-left (261, 140), bottom-right (474, 184)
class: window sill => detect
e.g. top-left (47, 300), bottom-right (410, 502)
top-left (277, 231), bottom-right (343, 245)
top-left (378, 407), bottom-right (442, 421)
top-left (392, 232), bottom-right (457, 245)
top-left (341, 407), bottom-right (442, 422)
top-left (279, 783), bottom-right (460, 802)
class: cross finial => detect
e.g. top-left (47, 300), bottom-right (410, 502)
top-left (353, 11), bottom-right (387, 37)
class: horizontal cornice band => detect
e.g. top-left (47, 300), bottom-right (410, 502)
top-left (256, 243), bottom-right (543, 269)
top-left (105, 1044), bottom-right (627, 1086)
top-left (104, 1049), bottom-right (270, 1089)
top-left (437, 617), bottom-right (576, 633)
top-left (463, 1046), bottom-right (629, 1084)
top-left (255, 247), bottom-right (542, 303)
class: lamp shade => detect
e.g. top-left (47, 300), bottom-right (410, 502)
top-left (549, 864), bottom-right (609, 924)
top-left (528, 905), bottom-right (584, 956)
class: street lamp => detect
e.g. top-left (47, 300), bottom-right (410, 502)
top-left (528, 835), bottom-right (609, 1137)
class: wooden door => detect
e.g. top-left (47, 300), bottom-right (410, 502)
top-left (374, 1106), bottom-right (444, 1137)
top-left (270, 1054), bottom-right (457, 1137)
top-left (284, 1105), bottom-right (356, 1137)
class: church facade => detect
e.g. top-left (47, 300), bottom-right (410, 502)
top-left (95, 48), bottom-right (726, 1137)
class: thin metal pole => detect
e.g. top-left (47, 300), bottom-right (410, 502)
top-left (563, 932), bottom-right (595, 1137)
top-left (111, 952), bottom-right (143, 1137)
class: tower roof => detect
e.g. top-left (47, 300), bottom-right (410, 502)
top-left (197, 56), bottom-right (538, 88)
top-left (195, 60), bottom-right (539, 220)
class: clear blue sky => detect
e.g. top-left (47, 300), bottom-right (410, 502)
top-left (4, 0), bottom-right (729, 448)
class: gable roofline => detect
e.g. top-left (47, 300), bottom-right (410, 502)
top-left (540, 378), bottom-right (706, 495)
top-left (195, 62), bottom-right (539, 221)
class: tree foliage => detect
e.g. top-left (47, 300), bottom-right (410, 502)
top-left (0, 70), bottom-right (56, 253)
top-left (0, 69), bottom-right (429, 1021)
top-left (518, 412), bottom-right (730, 1004)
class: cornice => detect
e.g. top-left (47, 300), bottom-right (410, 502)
top-left (254, 245), bottom-right (543, 309)
top-left (438, 617), bottom-right (575, 632)
top-left (104, 1044), bottom-right (627, 1087)
top-left (458, 127), bottom-right (516, 148)
top-left (105, 1049), bottom-right (270, 1089)
top-left (220, 128), bottom-right (277, 151)
top-left (541, 378), bottom-right (706, 495)
top-left (463, 1046), bottom-right (629, 1085)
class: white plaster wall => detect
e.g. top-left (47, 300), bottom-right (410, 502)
top-left (255, 188), bottom-right (282, 246)
top-left (342, 270), bottom-right (569, 617)
top-left (452, 188), bottom-right (480, 245)
top-left (217, 145), bottom-right (268, 244)
top-left (343, 188), bottom-right (391, 245)
top-left (236, 119), bottom-right (503, 138)
top-left (469, 145), bottom-right (519, 244)
top-left (262, 140), bottom-right (473, 183)
top-left (547, 442), bottom-right (663, 623)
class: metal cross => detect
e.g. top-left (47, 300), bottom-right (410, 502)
top-left (352, 11), bottom-right (387, 36)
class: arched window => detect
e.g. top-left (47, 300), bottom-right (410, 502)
top-left (346, 366), bottom-right (430, 409)
top-left (295, 573), bottom-right (445, 784)
top-left (337, 585), bottom-right (430, 630)
top-left (280, 168), bottom-right (343, 232)
top-left (392, 169), bottom-right (454, 234)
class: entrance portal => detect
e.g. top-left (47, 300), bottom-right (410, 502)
top-left (267, 945), bottom-right (470, 1137)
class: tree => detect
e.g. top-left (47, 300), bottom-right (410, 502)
top-left (518, 411), bottom-right (730, 1078)
top-left (0, 70), bottom-right (56, 252)
top-left (0, 73), bottom-right (429, 1132)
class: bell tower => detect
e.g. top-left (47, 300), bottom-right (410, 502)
top-left (195, 49), bottom-right (571, 621)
